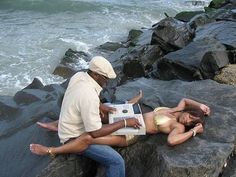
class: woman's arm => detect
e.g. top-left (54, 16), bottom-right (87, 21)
top-left (170, 98), bottom-right (210, 115)
top-left (167, 123), bottom-right (204, 146)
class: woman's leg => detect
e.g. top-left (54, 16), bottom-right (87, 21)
top-left (36, 120), bottom-right (58, 131)
top-left (30, 134), bottom-right (127, 156)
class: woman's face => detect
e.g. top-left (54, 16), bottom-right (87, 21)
top-left (178, 112), bottom-right (196, 126)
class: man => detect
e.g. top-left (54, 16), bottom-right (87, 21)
top-left (58, 56), bottom-right (140, 177)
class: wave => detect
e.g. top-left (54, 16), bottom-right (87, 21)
top-left (0, 0), bottom-right (103, 13)
top-left (0, 0), bottom-right (211, 14)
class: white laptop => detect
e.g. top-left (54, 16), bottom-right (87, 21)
top-left (109, 103), bottom-right (146, 135)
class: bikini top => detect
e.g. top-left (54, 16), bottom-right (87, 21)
top-left (153, 107), bottom-right (172, 126)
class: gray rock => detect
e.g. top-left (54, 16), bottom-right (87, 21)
top-left (156, 37), bottom-right (228, 80)
top-left (151, 17), bottom-right (194, 52)
top-left (195, 21), bottom-right (236, 48)
top-left (114, 78), bottom-right (236, 177)
top-left (35, 78), bottom-right (236, 177)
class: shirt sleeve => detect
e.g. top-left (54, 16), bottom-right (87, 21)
top-left (78, 88), bottom-right (102, 132)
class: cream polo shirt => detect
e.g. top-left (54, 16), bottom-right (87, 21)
top-left (58, 72), bottom-right (103, 143)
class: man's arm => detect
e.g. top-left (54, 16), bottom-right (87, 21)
top-left (99, 103), bottom-right (116, 123)
top-left (89, 118), bottom-right (141, 138)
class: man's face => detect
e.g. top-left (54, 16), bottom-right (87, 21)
top-left (97, 74), bottom-right (109, 88)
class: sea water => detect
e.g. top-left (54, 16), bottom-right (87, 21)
top-left (0, 0), bottom-right (211, 96)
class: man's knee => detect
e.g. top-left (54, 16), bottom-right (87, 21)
top-left (111, 153), bottom-right (125, 166)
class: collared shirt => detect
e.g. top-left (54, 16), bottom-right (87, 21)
top-left (58, 72), bottom-right (103, 143)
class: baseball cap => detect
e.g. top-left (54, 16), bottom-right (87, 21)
top-left (89, 56), bottom-right (116, 79)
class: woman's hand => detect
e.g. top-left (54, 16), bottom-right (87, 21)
top-left (193, 123), bottom-right (204, 134)
top-left (199, 104), bottom-right (210, 116)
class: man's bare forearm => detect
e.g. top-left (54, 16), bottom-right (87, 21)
top-left (89, 121), bottom-right (125, 138)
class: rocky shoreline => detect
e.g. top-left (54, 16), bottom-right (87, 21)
top-left (0, 0), bottom-right (236, 177)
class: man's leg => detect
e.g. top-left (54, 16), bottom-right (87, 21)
top-left (82, 145), bottom-right (125, 177)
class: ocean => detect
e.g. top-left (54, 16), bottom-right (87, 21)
top-left (0, 0), bottom-right (211, 96)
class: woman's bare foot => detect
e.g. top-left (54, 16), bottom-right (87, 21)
top-left (128, 90), bottom-right (143, 104)
top-left (30, 144), bottom-right (49, 156)
top-left (37, 121), bottom-right (58, 132)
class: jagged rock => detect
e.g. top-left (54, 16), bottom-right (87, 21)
top-left (27, 78), bottom-right (236, 177)
top-left (208, 0), bottom-right (229, 9)
top-left (188, 13), bottom-right (215, 30)
top-left (38, 155), bottom-right (98, 177)
top-left (13, 89), bottom-right (50, 105)
top-left (126, 29), bottom-right (153, 47)
top-left (175, 11), bottom-right (204, 22)
top-left (151, 17), bottom-right (194, 52)
top-left (214, 64), bottom-right (236, 84)
top-left (53, 64), bottom-right (77, 79)
top-left (114, 78), bottom-right (236, 177)
top-left (53, 49), bottom-right (90, 78)
top-left (126, 29), bottom-right (143, 46)
top-left (200, 50), bottom-right (229, 78)
top-left (24, 78), bottom-right (44, 90)
top-left (122, 45), bottom-right (163, 78)
top-left (0, 96), bottom-right (18, 119)
top-left (0, 82), bottom-right (65, 177)
top-left (97, 42), bottom-right (125, 52)
top-left (195, 21), bottom-right (236, 48)
top-left (156, 37), bottom-right (228, 80)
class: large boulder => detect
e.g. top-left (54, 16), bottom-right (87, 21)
top-left (151, 17), bottom-right (194, 52)
top-left (31, 78), bottom-right (236, 177)
top-left (195, 21), bottom-right (236, 49)
top-left (53, 49), bottom-right (90, 79)
top-left (156, 37), bottom-right (228, 80)
top-left (0, 80), bottom-right (65, 177)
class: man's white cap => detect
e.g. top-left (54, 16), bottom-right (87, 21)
top-left (89, 56), bottom-right (116, 79)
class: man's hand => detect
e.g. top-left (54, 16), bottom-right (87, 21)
top-left (126, 118), bottom-right (141, 129)
top-left (199, 104), bottom-right (210, 116)
top-left (99, 103), bottom-right (116, 118)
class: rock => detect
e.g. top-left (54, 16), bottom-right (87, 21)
top-left (156, 37), bottom-right (227, 80)
top-left (0, 82), bottom-right (65, 177)
top-left (53, 64), bottom-right (77, 79)
top-left (175, 11), bottom-right (204, 22)
top-left (53, 49), bottom-right (90, 78)
top-left (195, 21), bottom-right (236, 49)
top-left (0, 96), bottom-right (18, 120)
top-left (114, 78), bottom-right (236, 177)
top-left (24, 78), bottom-right (44, 90)
top-left (126, 29), bottom-right (153, 47)
top-left (208, 0), bottom-right (229, 9)
top-left (214, 64), bottom-right (236, 84)
top-left (28, 78), bottom-right (236, 177)
top-left (188, 13), bottom-right (215, 30)
top-left (122, 45), bottom-right (163, 78)
top-left (97, 42), bottom-right (125, 52)
top-left (151, 17), bottom-right (194, 52)
top-left (200, 50), bottom-right (229, 78)
top-left (38, 155), bottom-right (98, 177)
top-left (13, 89), bottom-right (49, 105)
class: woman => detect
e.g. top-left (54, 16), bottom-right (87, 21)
top-left (30, 91), bottom-right (210, 157)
